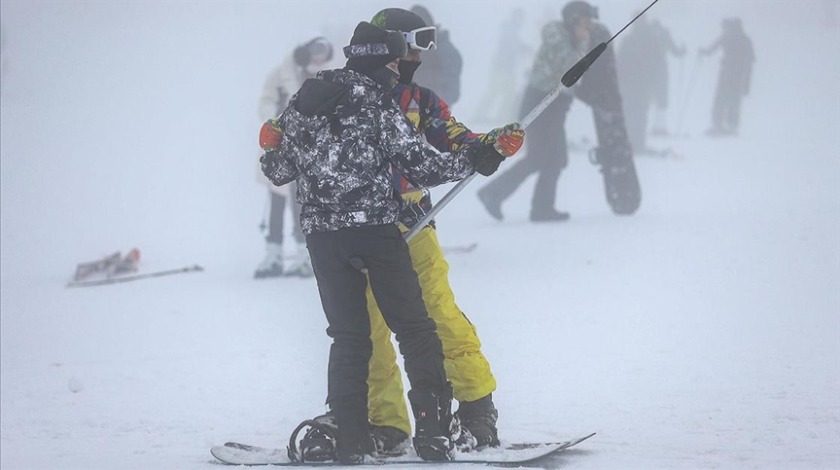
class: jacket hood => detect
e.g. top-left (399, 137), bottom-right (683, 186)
top-left (293, 68), bottom-right (388, 117)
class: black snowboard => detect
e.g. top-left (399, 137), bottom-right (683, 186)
top-left (577, 25), bottom-right (642, 215)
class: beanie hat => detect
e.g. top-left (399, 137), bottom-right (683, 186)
top-left (344, 21), bottom-right (407, 75)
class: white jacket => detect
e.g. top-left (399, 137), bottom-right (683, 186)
top-left (256, 56), bottom-right (310, 196)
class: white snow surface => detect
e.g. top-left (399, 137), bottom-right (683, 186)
top-left (1, 1), bottom-right (838, 469)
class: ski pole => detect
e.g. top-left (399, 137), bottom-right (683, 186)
top-left (674, 55), bottom-right (702, 137)
top-left (405, 0), bottom-right (662, 243)
top-left (403, 81), bottom-right (566, 243)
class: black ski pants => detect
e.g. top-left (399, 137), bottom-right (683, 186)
top-left (306, 224), bottom-right (447, 408)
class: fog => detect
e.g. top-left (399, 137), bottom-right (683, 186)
top-left (1, 1), bottom-right (838, 469)
top-left (0, 0), bottom-right (837, 275)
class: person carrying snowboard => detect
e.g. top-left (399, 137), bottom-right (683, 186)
top-left (260, 20), bottom-right (520, 464)
top-left (478, 0), bottom-right (640, 221)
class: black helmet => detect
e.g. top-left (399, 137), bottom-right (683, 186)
top-left (409, 5), bottom-right (434, 26)
top-left (371, 8), bottom-right (427, 32)
top-left (562, 1), bottom-right (599, 26)
top-left (371, 8), bottom-right (436, 51)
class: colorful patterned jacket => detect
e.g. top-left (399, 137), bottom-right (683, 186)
top-left (261, 68), bottom-right (479, 235)
top-left (390, 82), bottom-right (484, 229)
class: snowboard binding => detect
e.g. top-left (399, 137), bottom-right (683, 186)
top-left (287, 414), bottom-right (338, 462)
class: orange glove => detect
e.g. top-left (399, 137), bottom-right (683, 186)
top-left (480, 123), bottom-right (525, 157)
top-left (259, 118), bottom-right (284, 150)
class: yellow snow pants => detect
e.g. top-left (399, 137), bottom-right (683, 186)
top-left (366, 225), bottom-right (496, 435)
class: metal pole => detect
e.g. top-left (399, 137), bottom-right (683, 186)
top-left (405, 0), bottom-right (662, 242)
top-left (404, 82), bottom-right (567, 242)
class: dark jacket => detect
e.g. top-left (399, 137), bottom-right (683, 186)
top-left (261, 68), bottom-right (477, 235)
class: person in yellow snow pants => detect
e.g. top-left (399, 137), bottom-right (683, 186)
top-left (363, 6), bottom-right (526, 455)
top-left (366, 225), bottom-right (498, 450)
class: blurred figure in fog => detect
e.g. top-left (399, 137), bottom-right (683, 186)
top-left (472, 8), bottom-right (531, 123)
top-left (255, 37), bottom-right (332, 278)
top-left (409, 5), bottom-right (463, 106)
top-left (617, 15), bottom-right (685, 152)
top-left (478, 1), bottom-right (636, 221)
top-left (700, 17), bottom-right (754, 136)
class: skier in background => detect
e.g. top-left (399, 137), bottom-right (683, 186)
top-left (409, 5), bottom-right (463, 106)
top-left (260, 21), bottom-right (521, 463)
top-left (700, 17), bottom-right (754, 136)
top-left (478, 0), bottom-right (635, 221)
top-left (254, 37), bottom-right (332, 278)
top-left (617, 15), bottom-right (685, 152)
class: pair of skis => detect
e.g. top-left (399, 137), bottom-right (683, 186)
top-left (67, 248), bottom-right (202, 288)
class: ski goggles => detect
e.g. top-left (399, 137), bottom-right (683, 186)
top-left (397, 26), bottom-right (437, 51)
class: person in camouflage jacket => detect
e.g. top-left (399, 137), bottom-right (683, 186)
top-left (478, 0), bottom-right (633, 221)
top-left (260, 21), bottom-right (519, 464)
top-left (360, 8), bottom-right (524, 454)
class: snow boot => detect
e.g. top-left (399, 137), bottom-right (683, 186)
top-left (284, 242), bottom-right (313, 278)
top-left (332, 396), bottom-right (375, 464)
top-left (408, 385), bottom-right (455, 461)
top-left (456, 393), bottom-right (500, 448)
top-left (370, 425), bottom-right (410, 456)
top-left (254, 242), bottom-right (284, 278)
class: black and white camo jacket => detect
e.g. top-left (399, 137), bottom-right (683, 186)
top-left (261, 68), bottom-right (478, 235)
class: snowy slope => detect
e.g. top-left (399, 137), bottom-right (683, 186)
top-left (1, 1), bottom-right (838, 469)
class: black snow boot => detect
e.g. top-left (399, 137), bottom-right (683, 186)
top-left (456, 394), bottom-right (500, 448)
top-left (332, 396), bottom-right (375, 464)
top-left (408, 385), bottom-right (455, 461)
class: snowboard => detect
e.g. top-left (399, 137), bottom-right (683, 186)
top-left (576, 26), bottom-right (642, 215)
top-left (210, 433), bottom-right (595, 466)
top-left (589, 139), bottom-right (642, 215)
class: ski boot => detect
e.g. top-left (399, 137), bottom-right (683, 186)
top-left (456, 393), bottom-right (500, 448)
top-left (254, 242), bottom-right (284, 279)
